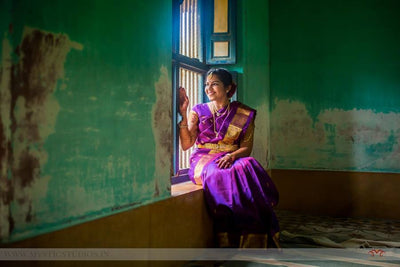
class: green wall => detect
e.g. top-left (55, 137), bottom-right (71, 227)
top-left (0, 0), bottom-right (172, 243)
top-left (227, 0), bottom-right (271, 168)
top-left (270, 0), bottom-right (400, 172)
top-left (4, 0), bottom-right (398, 245)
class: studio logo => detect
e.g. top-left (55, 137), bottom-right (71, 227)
top-left (368, 249), bottom-right (385, 257)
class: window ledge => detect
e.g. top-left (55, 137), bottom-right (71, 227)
top-left (171, 181), bottom-right (203, 197)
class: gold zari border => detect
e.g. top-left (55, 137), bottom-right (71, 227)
top-left (193, 153), bottom-right (216, 185)
top-left (220, 106), bottom-right (252, 145)
top-left (198, 143), bottom-right (238, 152)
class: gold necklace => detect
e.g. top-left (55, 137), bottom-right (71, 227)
top-left (212, 102), bottom-right (230, 137)
top-left (212, 101), bottom-right (230, 116)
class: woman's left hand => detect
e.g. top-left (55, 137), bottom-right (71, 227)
top-left (216, 153), bottom-right (234, 169)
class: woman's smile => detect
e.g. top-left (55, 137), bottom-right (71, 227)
top-left (207, 91), bottom-right (216, 97)
top-left (205, 74), bottom-right (228, 104)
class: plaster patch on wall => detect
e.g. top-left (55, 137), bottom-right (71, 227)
top-left (83, 127), bottom-right (100, 133)
top-left (271, 98), bottom-right (400, 171)
top-left (115, 109), bottom-right (138, 120)
top-left (6, 27), bottom-right (83, 234)
top-left (124, 101), bottom-right (133, 107)
top-left (252, 102), bottom-right (270, 169)
top-left (152, 65), bottom-right (172, 196)
top-left (0, 34), bottom-right (13, 240)
top-left (318, 108), bottom-right (400, 170)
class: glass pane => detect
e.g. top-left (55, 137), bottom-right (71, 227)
top-left (213, 41), bottom-right (229, 57)
top-left (214, 0), bottom-right (228, 33)
top-left (179, 67), bottom-right (203, 169)
top-left (180, 0), bottom-right (201, 60)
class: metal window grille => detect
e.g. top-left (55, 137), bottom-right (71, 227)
top-left (179, 68), bottom-right (202, 169)
top-left (180, 0), bottom-right (201, 60)
top-left (174, 0), bottom-right (207, 172)
top-left (178, 0), bottom-right (204, 170)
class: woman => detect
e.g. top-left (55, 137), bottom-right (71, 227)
top-left (179, 68), bottom-right (280, 248)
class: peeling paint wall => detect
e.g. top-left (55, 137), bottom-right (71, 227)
top-left (1, 0), bottom-right (172, 243)
top-left (271, 99), bottom-right (400, 171)
top-left (152, 66), bottom-right (172, 197)
top-left (270, 0), bottom-right (400, 172)
top-left (10, 27), bottom-right (82, 237)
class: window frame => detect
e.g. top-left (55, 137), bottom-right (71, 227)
top-left (171, 0), bottom-right (237, 185)
top-left (172, 0), bottom-right (208, 184)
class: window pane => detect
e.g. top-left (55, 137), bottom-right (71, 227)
top-left (214, 0), bottom-right (228, 33)
top-left (180, 0), bottom-right (201, 60)
top-left (213, 41), bottom-right (229, 57)
top-left (179, 67), bottom-right (203, 169)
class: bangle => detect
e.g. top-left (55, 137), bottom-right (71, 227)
top-left (179, 122), bottom-right (188, 128)
top-left (225, 153), bottom-right (235, 162)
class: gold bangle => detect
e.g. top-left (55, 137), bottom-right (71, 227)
top-left (179, 122), bottom-right (188, 128)
top-left (225, 153), bottom-right (235, 162)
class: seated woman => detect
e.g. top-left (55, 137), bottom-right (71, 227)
top-left (178, 68), bottom-right (280, 248)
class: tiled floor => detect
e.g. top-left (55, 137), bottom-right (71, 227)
top-left (184, 210), bottom-right (400, 266)
top-left (277, 210), bottom-right (400, 248)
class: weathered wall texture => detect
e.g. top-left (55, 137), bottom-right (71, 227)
top-left (271, 99), bottom-right (400, 171)
top-left (0, 34), bottom-right (13, 240)
top-left (0, 0), bottom-right (172, 243)
top-left (152, 66), bottom-right (172, 197)
top-left (7, 27), bottom-right (83, 241)
top-left (270, 0), bottom-right (400, 172)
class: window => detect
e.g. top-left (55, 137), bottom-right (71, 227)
top-left (172, 0), bottom-right (208, 183)
top-left (205, 0), bottom-right (236, 64)
top-left (172, 0), bottom-right (236, 184)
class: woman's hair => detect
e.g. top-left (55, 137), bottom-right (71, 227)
top-left (207, 68), bottom-right (237, 98)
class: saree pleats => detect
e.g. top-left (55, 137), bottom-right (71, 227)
top-left (202, 157), bottom-right (280, 248)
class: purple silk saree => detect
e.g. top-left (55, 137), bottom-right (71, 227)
top-left (188, 101), bottom-right (280, 248)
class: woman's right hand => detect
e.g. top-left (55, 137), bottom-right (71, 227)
top-left (179, 87), bottom-right (189, 117)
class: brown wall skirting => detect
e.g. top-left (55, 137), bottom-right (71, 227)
top-left (4, 188), bottom-right (213, 249)
top-left (272, 169), bottom-right (400, 220)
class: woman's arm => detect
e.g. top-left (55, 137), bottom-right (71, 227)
top-left (179, 111), bottom-right (199, 151)
top-left (178, 87), bottom-right (199, 151)
top-left (216, 120), bottom-right (255, 168)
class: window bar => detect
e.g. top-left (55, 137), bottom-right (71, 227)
top-left (186, 0), bottom-right (192, 57)
top-left (184, 0), bottom-right (187, 56)
top-left (186, 0), bottom-right (190, 57)
top-left (183, 0), bottom-right (187, 56)
top-left (180, 3), bottom-right (183, 55)
top-left (179, 68), bottom-right (184, 169)
top-left (178, 67), bottom-right (202, 170)
top-left (179, 0), bottom-right (201, 60)
top-left (194, 0), bottom-right (198, 59)
top-left (181, 0), bottom-right (186, 56)
top-left (177, 0), bottom-right (204, 171)
top-left (190, 0), bottom-right (194, 58)
top-left (185, 68), bottom-right (189, 169)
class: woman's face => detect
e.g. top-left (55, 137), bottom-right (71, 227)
top-left (205, 74), bottom-right (230, 103)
